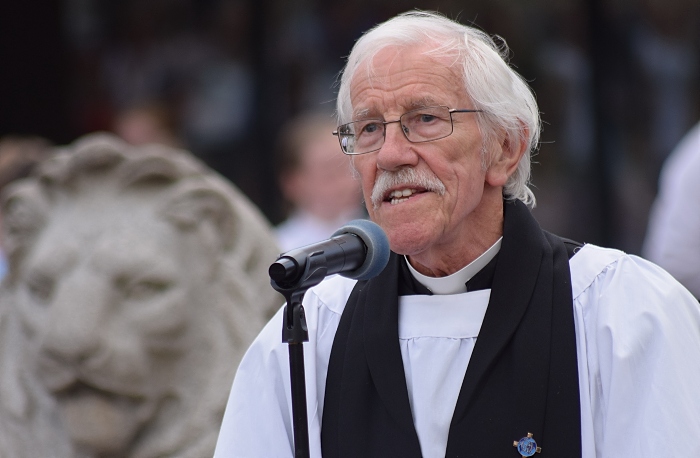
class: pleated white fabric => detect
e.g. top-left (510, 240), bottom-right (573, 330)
top-left (398, 290), bottom-right (490, 458)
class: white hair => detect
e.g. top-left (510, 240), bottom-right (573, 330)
top-left (336, 10), bottom-right (540, 207)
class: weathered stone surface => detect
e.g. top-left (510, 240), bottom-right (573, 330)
top-left (0, 133), bottom-right (282, 457)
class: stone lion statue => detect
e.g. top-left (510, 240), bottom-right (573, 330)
top-left (0, 133), bottom-right (282, 457)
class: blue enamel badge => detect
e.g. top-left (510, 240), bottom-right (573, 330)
top-left (513, 432), bottom-right (542, 457)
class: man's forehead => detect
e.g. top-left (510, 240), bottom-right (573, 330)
top-left (348, 48), bottom-right (467, 119)
top-left (351, 96), bottom-right (446, 119)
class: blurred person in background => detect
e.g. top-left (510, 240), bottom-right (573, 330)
top-left (643, 120), bottom-right (700, 300)
top-left (274, 111), bottom-right (364, 251)
top-left (111, 101), bottom-right (184, 148)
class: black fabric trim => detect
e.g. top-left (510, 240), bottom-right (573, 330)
top-left (321, 253), bottom-right (422, 457)
top-left (322, 201), bottom-right (582, 457)
top-left (559, 235), bottom-right (584, 259)
top-left (397, 256), bottom-right (433, 296)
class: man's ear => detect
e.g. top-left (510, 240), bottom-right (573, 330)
top-left (485, 129), bottom-right (528, 187)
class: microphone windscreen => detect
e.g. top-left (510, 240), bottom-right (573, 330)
top-left (333, 219), bottom-right (390, 280)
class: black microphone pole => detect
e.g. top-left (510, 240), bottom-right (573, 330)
top-left (268, 219), bottom-right (390, 458)
top-left (269, 250), bottom-right (331, 458)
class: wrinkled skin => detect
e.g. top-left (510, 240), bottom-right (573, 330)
top-left (349, 45), bottom-right (525, 276)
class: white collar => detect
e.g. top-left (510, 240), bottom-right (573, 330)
top-left (405, 237), bottom-right (502, 295)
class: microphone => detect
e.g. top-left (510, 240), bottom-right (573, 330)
top-left (270, 221), bottom-right (390, 455)
top-left (269, 219), bottom-right (390, 288)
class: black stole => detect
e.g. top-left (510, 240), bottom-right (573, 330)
top-left (321, 200), bottom-right (581, 457)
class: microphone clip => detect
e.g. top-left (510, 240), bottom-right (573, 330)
top-left (272, 250), bottom-right (329, 344)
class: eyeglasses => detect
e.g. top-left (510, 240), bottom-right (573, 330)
top-left (333, 105), bottom-right (483, 155)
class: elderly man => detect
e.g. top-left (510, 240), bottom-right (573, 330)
top-left (215, 11), bottom-right (700, 458)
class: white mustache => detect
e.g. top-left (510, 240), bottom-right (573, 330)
top-left (371, 168), bottom-right (446, 209)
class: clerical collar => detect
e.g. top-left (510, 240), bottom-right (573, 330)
top-left (404, 237), bottom-right (502, 295)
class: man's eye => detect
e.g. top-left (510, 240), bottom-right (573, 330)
top-left (418, 114), bottom-right (437, 123)
top-left (361, 122), bottom-right (381, 134)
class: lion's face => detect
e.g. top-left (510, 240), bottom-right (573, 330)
top-left (0, 134), bottom-right (282, 457)
top-left (14, 188), bottom-right (220, 456)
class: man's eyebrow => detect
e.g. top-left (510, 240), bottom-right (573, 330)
top-left (352, 108), bottom-right (377, 120)
top-left (408, 97), bottom-right (439, 109)
top-left (351, 98), bottom-right (440, 120)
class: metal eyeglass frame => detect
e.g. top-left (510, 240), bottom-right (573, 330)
top-left (332, 106), bottom-right (484, 155)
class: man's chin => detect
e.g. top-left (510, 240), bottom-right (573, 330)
top-left (56, 384), bottom-right (154, 456)
top-left (384, 225), bottom-right (436, 257)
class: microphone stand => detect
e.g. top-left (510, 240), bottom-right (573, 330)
top-left (270, 251), bottom-right (330, 458)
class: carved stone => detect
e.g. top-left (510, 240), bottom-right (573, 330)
top-left (0, 133), bottom-right (282, 457)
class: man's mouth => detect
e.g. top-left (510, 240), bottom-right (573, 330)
top-left (386, 188), bottom-right (423, 205)
top-left (371, 168), bottom-right (446, 210)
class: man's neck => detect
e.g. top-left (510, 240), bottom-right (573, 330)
top-left (406, 196), bottom-right (504, 276)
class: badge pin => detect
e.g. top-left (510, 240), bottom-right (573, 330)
top-left (513, 432), bottom-right (541, 457)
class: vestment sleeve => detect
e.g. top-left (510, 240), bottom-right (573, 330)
top-left (213, 305), bottom-right (296, 458)
top-left (213, 276), bottom-right (348, 458)
top-left (573, 247), bottom-right (700, 457)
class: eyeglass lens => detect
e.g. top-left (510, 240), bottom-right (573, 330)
top-left (337, 106), bottom-right (455, 155)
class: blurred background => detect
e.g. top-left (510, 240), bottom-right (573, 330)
top-left (1, 0), bottom-right (698, 255)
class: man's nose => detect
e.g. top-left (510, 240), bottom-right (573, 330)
top-left (376, 121), bottom-right (418, 171)
top-left (383, 120), bottom-right (409, 140)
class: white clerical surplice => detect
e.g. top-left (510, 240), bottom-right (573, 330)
top-left (399, 290), bottom-right (490, 458)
